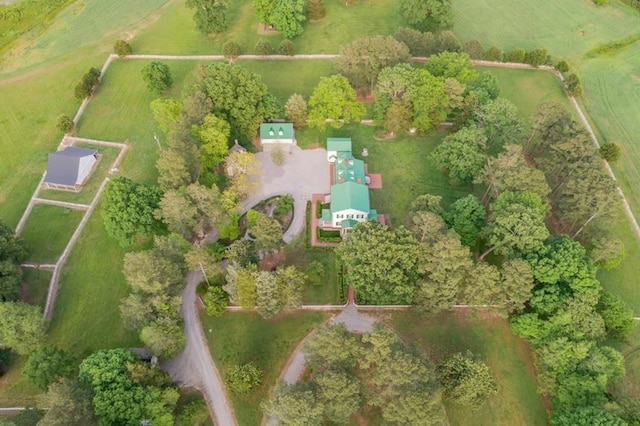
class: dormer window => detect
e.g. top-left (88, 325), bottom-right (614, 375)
top-left (278, 127), bottom-right (284, 136)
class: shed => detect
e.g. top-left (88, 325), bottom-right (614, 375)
top-left (43, 146), bottom-right (98, 191)
top-left (259, 123), bottom-right (295, 152)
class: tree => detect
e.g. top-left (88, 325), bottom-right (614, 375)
top-left (38, 380), bottom-right (95, 426)
top-left (335, 36), bottom-right (411, 93)
top-left (194, 113), bottom-right (231, 170)
top-left (551, 406), bottom-right (627, 426)
top-left (186, 0), bottom-right (229, 33)
top-left (600, 142), bottom-right (621, 162)
top-left (484, 46), bottom-right (504, 62)
top-left (406, 69), bottom-right (448, 132)
top-left (141, 61), bottom-right (173, 94)
top-left (140, 315), bottom-right (185, 358)
top-left (480, 191), bottom-right (549, 260)
top-left (424, 51), bottom-right (478, 83)
top-left (250, 212), bottom-right (283, 255)
top-left (443, 195), bottom-right (485, 247)
top-left (307, 0), bottom-right (325, 20)
top-left (203, 286), bottom-right (227, 317)
top-left (223, 263), bottom-right (258, 308)
top-left (473, 97), bottom-right (524, 147)
top-left (463, 39), bottom-right (485, 59)
top-left (0, 221), bottom-right (27, 302)
top-left (156, 148), bottom-right (192, 191)
top-left (113, 39), bottom-right (132, 56)
top-left (525, 48), bottom-right (548, 67)
top-left (223, 41), bottom-right (241, 62)
top-left (285, 93), bottom-right (307, 127)
top-left (225, 151), bottom-right (262, 201)
top-left (181, 90), bottom-right (214, 126)
top-left (278, 39), bottom-right (295, 56)
top-left (430, 126), bottom-right (487, 183)
top-left (383, 99), bottom-right (412, 137)
top-left (393, 27), bottom-right (437, 56)
top-left (150, 98), bottom-right (183, 133)
top-left (597, 291), bottom-right (636, 340)
top-left (565, 73), bottom-right (582, 97)
top-left (460, 262), bottom-right (501, 305)
top-left (525, 236), bottom-right (592, 286)
top-left (262, 383), bottom-right (323, 425)
top-left (400, 0), bottom-right (454, 30)
top-left (255, 38), bottom-right (274, 55)
top-left (589, 236), bottom-right (626, 270)
top-left (101, 177), bottom-right (163, 247)
top-left (253, 0), bottom-right (277, 25)
top-left (466, 71), bottom-right (500, 100)
top-left (304, 323), bottom-right (360, 370)
top-left (308, 75), bottom-right (366, 129)
top-left (56, 114), bottom-right (73, 133)
top-left (438, 351), bottom-right (498, 408)
top-left (197, 62), bottom-right (270, 139)
top-left (74, 67), bottom-right (101, 99)
top-left (22, 345), bottom-right (75, 390)
top-left (270, 0), bottom-right (306, 39)
top-left (382, 385), bottom-right (446, 426)
top-left (496, 259), bottom-right (534, 315)
top-left (506, 48), bottom-right (525, 63)
top-left (227, 363), bottom-right (262, 393)
top-left (315, 370), bottom-right (361, 424)
top-left (0, 302), bottom-right (45, 355)
top-left (556, 60), bottom-right (570, 73)
top-left (336, 221), bottom-right (421, 304)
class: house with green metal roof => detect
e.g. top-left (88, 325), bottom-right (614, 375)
top-left (320, 137), bottom-right (378, 236)
top-left (260, 123), bottom-right (295, 152)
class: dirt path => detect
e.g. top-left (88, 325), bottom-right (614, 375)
top-left (162, 270), bottom-right (236, 426)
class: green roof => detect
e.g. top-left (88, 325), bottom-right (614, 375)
top-left (327, 138), bottom-right (352, 153)
top-left (341, 219), bottom-right (359, 229)
top-left (260, 123), bottom-right (294, 140)
top-left (331, 182), bottom-right (370, 213)
top-left (335, 153), bottom-right (366, 185)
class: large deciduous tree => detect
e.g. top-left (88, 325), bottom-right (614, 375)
top-left (284, 93), bottom-right (308, 127)
top-left (337, 221), bottom-right (422, 304)
top-left (193, 113), bottom-right (231, 171)
top-left (141, 62), bottom-right (173, 94)
top-left (443, 195), bottom-right (485, 247)
top-left (270, 0), bottom-right (306, 38)
top-left (424, 51), bottom-right (478, 83)
top-left (38, 380), bottom-right (95, 426)
top-left (22, 345), bottom-right (76, 390)
top-left (0, 302), bottom-right (46, 355)
top-left (186, 0), bottom-right (229, 33)
top-left (438, 351), bottom-right (498, 408)
top-left (335, 36), bottom-right (411, 93)
top-left (430, 126), bottom-right (487, 183)
top-left (0, 221), bottom-right (27, 302)
top-left (101, 177), bottom-right (163, 247)
top-left (400, 0), bottom-right (454, 30)
top-left (473, 97), bottom-right (524, 148)
top-left (308, 75), bottom-right (366, 129)
top-left (405, 69), bottom-right (448, 132)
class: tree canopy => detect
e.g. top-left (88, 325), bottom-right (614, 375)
top-left (0, 302), bottom-right (46, 355)
top-left (0, 221), bottom-right (27, 302)
top-left (186, 0), bottom-right (229, 33)
top-left (400, 0), bottom-right (454, 31)
top-left (308, 75), bottom-right (366, 129)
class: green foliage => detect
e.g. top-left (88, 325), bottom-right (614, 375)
top-left (555, 60), bottom-right (570, 73)
top-left (141, 61), bottom-right (173, 94)
top-left (305, 261), bottom-right (325, 286)
top-left (197, 62), bottom-right (271, 139)
top-left (383, 99), bottom-right (412, 136)
top-left (599, 142), bottom-right (621, 162)
top-left (251, 212), bottom-right (284, 254)
top-left (524, 48), bottom-right (548, 67)
top-left (306, 0), bottom-right (325, 20)
top-left (335, 35), bottom-right (411, 92)
top-left (270, 0), bottom-right (306, 39)
top-left (406, 69), bottom-right (449, 132)
top-left (308, 74), bottom-right (366, 129)
top-left (430, 126), bottom-right (487, 183)
top-left (592, 0), bottom-right (611, 4)
top-left (194, 113), bottom-right (231, 170)
top-left (484, 46), bottom-right (504, 62)
top-left (278, 39), bottom-right (295, 56)
top-left (74, 67), bottom-right (101, 99)
top-left (223, 41), bottom-right (241, 60)
top-left (424, 51), bottom-right (478, 83)
top-left (56, 114), bottom-right (73, 133)
top-left (597, 291), bottom-right (636, 340)
top-left (585, 33), bottom-right (640, 58)
top-left (38, 380), bottom-right (95, 426)
top-left (262, 382), bottom-right (323, 425)
top-left (438, 351), bottom-right (498, 408)
top-left (551, 406), bottom-right (626, 426)
top-left (525, 235), bottom-right (592, 286)
top-left (224, 263), bottom-right (258, 308)
top-left (316, 369), bottom-right (362, 424)
top-left (101, 177), bottom-right (163, 247)
top-left (463, 39), bottom-right (485, 59)
top-left (203, 286), bottom-right (228, 317)
top-left (444, 195), bottom-right (485, 247)
top-left (0, 221), bottom-right (27, 302)
top-left (113, 39), bottom-right (132, 56)
top-left (337, 221), bottom-right (421, 304)
top-left (186, 0), bottom-right (228, 33)
top-left (150, 97), bottom-right (183, 133)
top-left (176, 399), bottom-right (209, 426)
top-left (255, 38), bottom-right (274, 55)
top-left (285, 93), bottom-right (308, 127)
top-left (0, 302), bottom-right (45, 355)
top-left (79, 349), bottom-right (178, 425)
top-left (473, 97), bottom-right (524, 147)
top-left (589, 237), bottom-right (626, 270)
top-left (227, 363), bottom-right (263, 393)
top-left (275, 194), bottom-right (294, 215)
top-left (564, 73), bottom-right (582, 97)
top-left (22, 345), bottom-right (75, 390)
top-left (400, 0), bottom-right (454, 30)
top-left (506, 48), bottom-right (526, 63)
top-left (393, 27), bottom-right (439, 56)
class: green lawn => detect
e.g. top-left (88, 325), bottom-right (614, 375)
top-left (201, 311), bottom-right (329, 426)
top-left (390, 310), bottom-right (549, 426)
top-left (19, 204), bottom-right (84, 264)
top-left (0, 357), bottom-right (42, 406)
top-left (20, 269), bottom-right (52, 309)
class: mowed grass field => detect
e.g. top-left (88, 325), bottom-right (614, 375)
top-left (391, 310), bottom-right (548, 426)
top-left (201, 311), bottom-right (329, 426)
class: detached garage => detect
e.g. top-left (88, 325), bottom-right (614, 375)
top-left (43, 146), bottom-right (98, 191)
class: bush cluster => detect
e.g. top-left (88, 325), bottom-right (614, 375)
top-left (74, 67), bottom-right (101, 99)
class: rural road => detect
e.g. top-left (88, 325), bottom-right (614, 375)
top-left (162, 270), bottom-right (236, 426)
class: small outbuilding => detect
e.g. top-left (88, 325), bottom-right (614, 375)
top-left (259, 123), bottom-right (295, 152)
top-left (43, 146), bottom-right (98, 191)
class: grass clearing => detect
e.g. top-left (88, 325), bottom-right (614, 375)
top-left (20, 269), bottom-right (51, 308)
top-left (19, 204), bottom-right (84, 264)
top-left (390, 310), bottom-right (548, 426)
top-left (0, 357), bottom-right (42, 406)
top-left (201, 310), bottom-right (329, 426)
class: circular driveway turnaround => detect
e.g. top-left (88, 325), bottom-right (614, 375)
top-left (242, 145), bottom-right (330, 242)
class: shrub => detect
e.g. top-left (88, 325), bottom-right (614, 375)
top-left (463, 40), bottom-right (484, 59)
top-left (275, 194), bottom-right (294, 215)
top-left (278, 39), bottom-right (295, 56)
top-left (307, 0), bottom-right (326, 20)
top-left (564, 73), bottom-right (582, 96)
top-left (203, 286), bottom-right (227, 317)
top-left (556, 60), bottom-right (570, 73)
top-left (74, 67), bottom-right (101, 99)
top-left (437, 30), bottom-right (461, 53)
top-left (113, 39), bottom-right (132, 57)
top-left (227, 363), bottom-right (263, 393)
top-left (196, 282), bottom-right (208, 295)
top-left (484, 46), bottom-right (504, 62)
top-left (56, 114), bottom-right (73, 133)
top-left (285, 93), bottom-right (308, 127)
top-left (316, 200), bottom-right (323, 218)
top-left (593, 0), bottom-right (610, 4)
top-left (524, 48), bottom-right (548, 67)
top-left (141, 61), bottom-right (173, 94)
top-left (599, 142), bottom-right (621, 162)
top-left (247, 209), bottom-right (261, 228)
top-left (255, 38), bottom-right (274, 55)
top-left (506, 48), bottom-right (526, 63)
top-left (316, 228), bottom-right (342, 242)
top-left (223, 41), bottom-right (241, 61)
